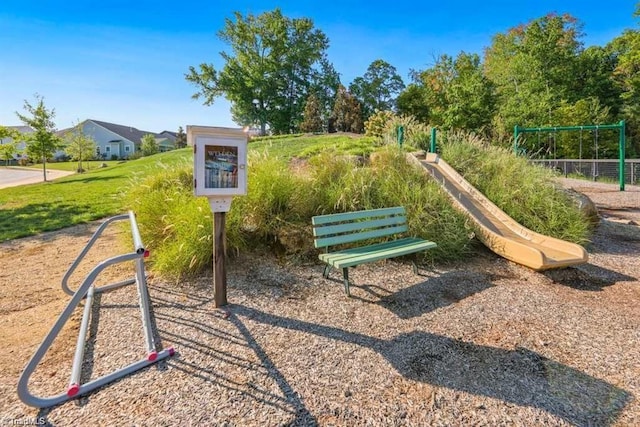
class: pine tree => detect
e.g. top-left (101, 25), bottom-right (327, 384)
top-left (176, 126), bottom-right (187, 148)
top-left (300, 93), bottom-right (323, 132)
top-left (332, 86), bottom-right (363, 133)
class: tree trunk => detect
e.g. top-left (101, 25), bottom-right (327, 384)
top-left (42, 157), bottom-right (47, 182)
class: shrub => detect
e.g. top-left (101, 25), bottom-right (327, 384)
top-left (382, 115), bottom-right (431, 151)
top-left (365, 110), bottom-right (396, 138)
top-left (125, 147), bottom-right (475, 279)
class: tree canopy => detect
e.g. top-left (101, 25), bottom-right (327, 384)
top-left (0, 126), bottom-right (20, 166)
top-left (63, 122), bottom-right (96, 172)
top-left (402, 53), bottom-right (495, 133)
top-left (186, 8), bottom-right (334, 135)
top-left (185, 6), bottom-right (640, 157)
top-left (349, 59), bottom-right (405, 120)
top-left (15, 95), bottom-right (60, 181)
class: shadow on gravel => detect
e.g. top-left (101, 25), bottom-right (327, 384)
top-left (352, 270), bottom-right (495, 319)
top-left (233, 305), bottom-right (631, 427)
top-left (545, 264), bottom-right (637, 291)
top-left (151, 285), bottom-right (318, 426)
top-left (588, 221), bottom-right (640, 256)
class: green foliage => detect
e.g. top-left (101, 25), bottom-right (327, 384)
top-left (0, 149), bottom-right (190, 241)
top-left (15, 95), bottom-right (61, 179)
top-left (0, 141), bottom-right (17, 165)
top-left (380, 115), bottom-right (431, 151)
top-left (440, 131), bottom-right (591, 243)
top-left (0, 126), bottom-right (19, 165)
top-left (349, 59), bottom-right (405, 120)
top-left (128, 145), bottom-right (476, 279)
top-left (63, 122), bottom-right (97, 171)
top-left (300, 92), bottom-right (323, 132)
top-left (304, 148), bottom-right (473, 261)
top-left (396, 84), bottom-right (430, 123)
top-left (175, 126), bottom-right (187, 148)
top-left (125, 162), bottom-right (214, 279)
top-left (484, 14), bottom-right (583, 140)
top-left (309, 58), bottom-right (342, 128)
top-left (403, 53), bottom-right (495, 133)
top-left (609, 28), bottom-right (640, 155)
top-left (185, 8), bottom-right (333, 135)
top-left (141, 134), bottom-right (159, 156)
top-left (365, 110), bottom-right (396, 138)
top-left (577, 46), bottom-right (622, 117)
top-left (332, 85), bottom-right (364, 133)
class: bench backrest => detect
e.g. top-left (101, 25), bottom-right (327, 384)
top-left (312, 206), bottom-right (408, 249)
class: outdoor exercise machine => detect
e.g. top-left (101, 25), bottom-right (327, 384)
top-left (514, 121), bottom-right (626, 191)
top-left (17, 211), bottom-right (175, 408)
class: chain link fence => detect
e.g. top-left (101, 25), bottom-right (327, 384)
top-left (530, 159), bottom-right (640, 185)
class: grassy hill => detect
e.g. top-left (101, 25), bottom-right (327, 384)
top-left (0, 134), bottom-right (380, 241)
top-left (0, 149), bottom-right (189, 241)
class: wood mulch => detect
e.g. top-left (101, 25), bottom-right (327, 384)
top-left (0, 180), bottom-right (638, 426)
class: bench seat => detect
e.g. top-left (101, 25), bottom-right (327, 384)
top-left (312, 207), bottom-right (437, 296)
top-left (320, 237), bottom-right (437, 269)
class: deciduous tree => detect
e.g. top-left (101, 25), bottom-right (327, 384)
top-left (15, 95), bottom-right (60, 181)
top-left (186, 8), bottom-right (332, 135)
top-left (141, 134), bottom-right (159, 156)
top-left (0, 126), bottom-right (19, 166)
top-left (63, 122), bottom-right (96, 172)
top-left (609, 25), bottom-right (640, 155)
top-left (408, 53), bottom-right (495, 132)
top-left (484, 14), bottom-right (583, 140)
top-left (349, 59), bottom-right (405, 120)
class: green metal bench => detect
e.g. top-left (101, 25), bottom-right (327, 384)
top-left (312, 206), bottom-right (437, 296)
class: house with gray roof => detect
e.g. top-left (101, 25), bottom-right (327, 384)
top-left (59, 119), bottom-right (175, 159)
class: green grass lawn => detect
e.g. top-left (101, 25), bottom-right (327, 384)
top-left (0, 149), bottom-right (191, 241)
top-left (0, 136), bottom-right (379, 241)
top-left (25, 160), bottom-right (122, 172)
top-left (250, 133), bottom-right (379, 158)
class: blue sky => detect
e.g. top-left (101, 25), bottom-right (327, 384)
top-left (0, 1), bottom-right (637, 133)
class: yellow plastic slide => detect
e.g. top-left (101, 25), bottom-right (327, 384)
top-left (409, 153), bottom-right (588, 270)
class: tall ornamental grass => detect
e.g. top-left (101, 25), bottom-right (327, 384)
top-left (440, 131), bottom-right (591, 244)
top-left (125, 133), bottom-right (592, 280)
top-left (126, 147), bottom-right (475, 280)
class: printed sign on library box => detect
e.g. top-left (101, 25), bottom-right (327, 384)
top-left (188, 126), bottom-right (248, 197)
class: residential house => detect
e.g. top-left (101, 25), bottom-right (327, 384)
top-left (156, 130), bottom-right (177, 152)
top-left (59, 119), bottom-right (176, 160)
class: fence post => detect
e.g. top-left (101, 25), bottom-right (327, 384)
top-left (619, 120), bottom-right (626, 191)
top-left (430, 128), bottom-right (437, 153)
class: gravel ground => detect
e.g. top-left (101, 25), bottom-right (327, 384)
top-left (1, 179), bottom-right (639, 426)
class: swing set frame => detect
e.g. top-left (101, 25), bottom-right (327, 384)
top-left (514, 121), bottom-right (627, 191)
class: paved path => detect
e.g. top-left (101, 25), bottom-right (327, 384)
top-left (0, 167), bottom-right (75, 189)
